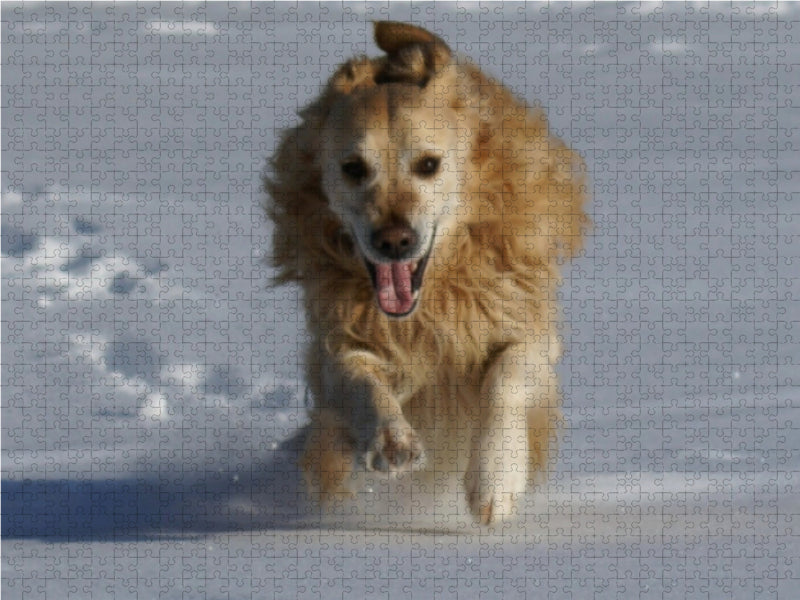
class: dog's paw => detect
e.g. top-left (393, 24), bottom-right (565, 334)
top-left (365, 418), bottom-right (425, 473)
top-left (465, 449), bottom-right (527, 525)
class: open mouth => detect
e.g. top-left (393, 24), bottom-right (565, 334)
top-left (364, 233), bottom-right (434, 318)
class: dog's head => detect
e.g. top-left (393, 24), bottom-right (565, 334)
top-left (315, 22), bottom-right (465, 318)
top-left (269, 21), bottom-right (588, 321)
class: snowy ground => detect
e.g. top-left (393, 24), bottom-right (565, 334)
top-left (2, 2), bottom-right (799, 598)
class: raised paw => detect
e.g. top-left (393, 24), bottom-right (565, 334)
top-left (365, 417), bottom-right (425, 473)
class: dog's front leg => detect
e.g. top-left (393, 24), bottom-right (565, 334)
top-left (323, 351), bottom-right (425, 475)
top-left (466, 342), bottom-right (558, 524)
top-left (300, 408), bottom-right (356, 504)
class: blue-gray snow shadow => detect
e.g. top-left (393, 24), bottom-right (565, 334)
top-left (1, 432), bottom-right (313, 542)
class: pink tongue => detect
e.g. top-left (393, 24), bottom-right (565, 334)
top-left (375, 261), bottom-right (415, 315)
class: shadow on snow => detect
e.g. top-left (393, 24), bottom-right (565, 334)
top-left (2, 433), bottom-right (315, 542)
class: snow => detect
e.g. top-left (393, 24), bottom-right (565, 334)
top-left (2, 3), bottom-right (799, 598)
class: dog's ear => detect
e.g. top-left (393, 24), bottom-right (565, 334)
top-left (373, 21), bottom-right (451, 86)
top-left (328, 56), bottom-right (379, 95)
top-left (326, 22), bottom-right (451, 95)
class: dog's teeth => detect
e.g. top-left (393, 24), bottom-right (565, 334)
top-left (411, 261), bottom-right (418, 274)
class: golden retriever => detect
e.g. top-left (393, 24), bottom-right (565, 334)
top-left (265, 22), bottom-right (587, 524)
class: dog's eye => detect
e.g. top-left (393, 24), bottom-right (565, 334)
top-left (341, 159), bottom-right (369, 182)
top-left (413, 156), bottom-right (441, 177)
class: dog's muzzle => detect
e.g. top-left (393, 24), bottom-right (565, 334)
top-left (363, 223), bottom-right (435, 317)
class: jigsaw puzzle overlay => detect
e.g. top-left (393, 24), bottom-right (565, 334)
top-left (2, 2), bottom-right (798, 598)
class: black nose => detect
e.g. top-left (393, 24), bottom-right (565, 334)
top-left (370, 223), bottom-right (418, 260)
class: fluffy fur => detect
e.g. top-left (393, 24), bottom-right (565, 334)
top-left (264, 22), bottom-right (588, 524)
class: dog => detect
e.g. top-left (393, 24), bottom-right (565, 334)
top-left (265, 22), bottom-right (587, 524)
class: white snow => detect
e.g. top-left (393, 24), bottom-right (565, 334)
top-left (146, 21), bottom-right (220, 36)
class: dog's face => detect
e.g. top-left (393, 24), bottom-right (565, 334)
top-left (319, 56), bottom-right (465, 317)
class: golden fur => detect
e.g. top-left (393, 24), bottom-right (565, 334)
top-left (264, 22), bottom-right (588, 524)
